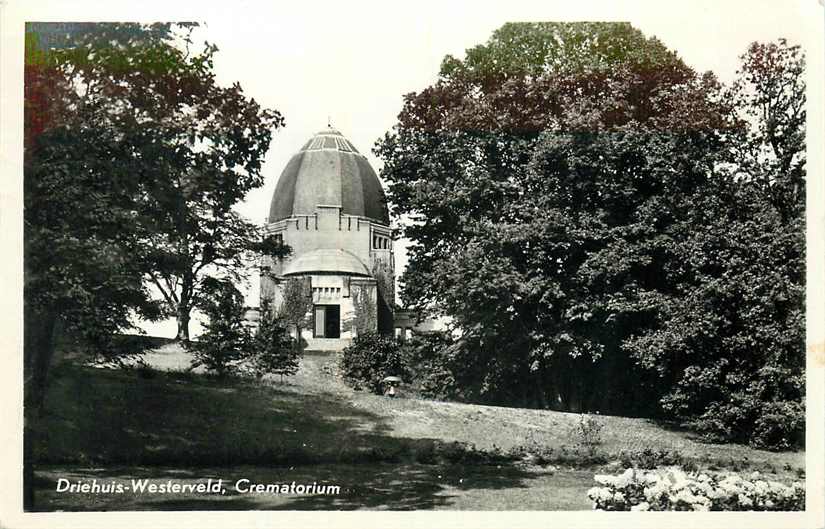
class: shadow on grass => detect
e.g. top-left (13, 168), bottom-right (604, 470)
top-left (34, 463), bottom-right (544, 511)
top-left (30, 363), bottom-right (542, 510)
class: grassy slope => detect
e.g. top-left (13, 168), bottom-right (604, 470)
top-left (30, 346), bottom-right (805, 511)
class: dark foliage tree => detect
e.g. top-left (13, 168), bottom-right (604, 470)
top-left (24, 23), bottom-right (182, 511)
top-left (250, 299), bottom-right (302, 381)
top-left (376, 23), bottom-right (804, 448)
top-left (29, 22), bottom-right (287, 343)
top-left (340, 332), bottom-right (408, 394)
top-left (23, 23), bottom-right (184, 411)
top-left (111, 34), bottom-right (287, 341)
top-left (23, 23), bottom-right (286, 507)
top-left (186, 278), bottom-right (252, 378)
top-left (376, 22), bottom-right (721, 410)
top-left (621, 40), bottom-right (805, 448)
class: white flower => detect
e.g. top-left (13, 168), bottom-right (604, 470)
top-left (587, 486), bottom-right (615, 503)
top-left (594, 474), bottom-right (615, 486)
top-left (631, 502), bottom-right (651, 512)
top-left (643, 473), bottom-right (660, 485)
top-left (673, 489), bottom-right (699, 505)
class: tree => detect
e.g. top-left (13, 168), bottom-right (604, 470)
top-left (24, 22), bottom-right (179, 511)
top-left (186, 278), bottom-right (252, 378)
top-left (377, 23), bottom-right (805, 448)
top-left (26, 23), bottom-right (287, 342)
top-left (621, 40), bottom-right (805, 447)
top-left (250, 299), bottom-right (302, 381)
top-left (113, 32), bottom-right (287, 341)
top-left (24, 23), bottom-right (185, 410)
top-left (23, 23), bottom-right (286, 507)
top-left (278, 277), bottom-right (313, 336)
top-left (376, 22), bottom-right (722, 410)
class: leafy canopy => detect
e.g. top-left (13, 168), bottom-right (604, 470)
top-left (375, 23), bottom-right (805, 448)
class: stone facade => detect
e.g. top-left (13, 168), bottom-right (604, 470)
top-left (260, 128), bottom-right (394, 351)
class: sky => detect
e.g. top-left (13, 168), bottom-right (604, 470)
top-left (9, 0), bottom-right (816, 338)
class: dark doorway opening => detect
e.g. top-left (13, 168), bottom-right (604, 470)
top-left (314, 305), bottom-right (340, 338)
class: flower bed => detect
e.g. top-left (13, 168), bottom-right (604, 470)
top-left (587, 467), bottom-right (804, 511)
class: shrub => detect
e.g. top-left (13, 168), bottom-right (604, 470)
top-left (587, 468), bottom-right (804, 511)
top-left (186, 279), bottom-right (251, 378)
top-left (400, 332), bottom-right (459, 399)
top-left (339, 332), bottom-right (407, 393)
top-left (572, 414), bottom-right (604, 455)
top-left (250, 299), bottom-right (302, 381)
top-left (615, 448), bottom-right (694, 471)
top-left (687, 397), bottom-right (804, 451)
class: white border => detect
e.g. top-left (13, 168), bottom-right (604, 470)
top-left (1, 1), bottom-right (822, 528)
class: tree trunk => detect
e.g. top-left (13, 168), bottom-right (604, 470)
top-left (23, 305), bottom-right (59, 512)
top-left (176, 275), bottom-right (193, 342)
top-left (176, 307), bottom-right (190, 342)
top-left (535, 374), bottom-right (548, 409)
top-left (24, 306), bottom-right (58, 414)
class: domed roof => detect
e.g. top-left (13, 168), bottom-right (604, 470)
top-left (268, 128), bottom-right (389, 225)
top-left (282, 248), bottom-right (371, 276)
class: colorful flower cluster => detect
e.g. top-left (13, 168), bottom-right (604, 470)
top-left (587, 468), bottom-right (804, 511)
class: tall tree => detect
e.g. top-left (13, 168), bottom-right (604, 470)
top-left (377, 24), bottom-right (805, 448)
top-left (24, 23), bottom-right (179, 511)
top-left (23, 23), bottom-right (286, 507)
top-left (621, 40), bottom-right (805, 447)
top-left (376, 22), bottom-right (720, 410)
top-left (24, 23), bottom-right (178, 411)
top-left (94, 28), bottom-right (286, 341)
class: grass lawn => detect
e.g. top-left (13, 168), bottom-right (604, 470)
top-left (33, 464), bottom-right (593, 510)
top-left (28, 347), bottom-right (805, 511)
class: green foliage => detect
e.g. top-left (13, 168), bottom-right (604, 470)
top-left (376, 22), bottom-right (804, 449)
top-left (339, 332), bottom-right (407, 394)
top-left (621, 41), bottom-right (806, 448)
top-left (186, 279), bottom-right (251, 378)
top-left (351, 285), bottom-right (378, 335)
top-left (440, 22), bottom-right (683, 83)
top-left (250, 300), bottom-right (302, 381)
top-left (26, 22), bottom-right (287, 342)
top-left (572, 415), bottom-right (604, 455)
top-left (400, 332), bottom-right (460, 400)
top-left (24, 23), bottom-right (185, 413)
top-left (278, 277), bottom-right (312, 329)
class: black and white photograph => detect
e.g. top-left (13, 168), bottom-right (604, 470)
top-left (1, 0), bottom-right (823, 527)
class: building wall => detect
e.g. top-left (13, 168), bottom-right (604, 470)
top-left (261, 206), bottom-right (393, 279)
top-left (259, 205), bottom-right (395, 350)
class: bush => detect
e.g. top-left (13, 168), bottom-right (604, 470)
top-left (572, 414), bottom-right (604, 455)
top-left (250, 300), bottom-right (302, 381)
top-left (339, 332), bottom-right (407, 393)
top-left (687, 397), bottom-right (804, 451)
top-left (400, 332), bottom-right (459, 399)
top-left (587, 468), bottom-right (804, 511)
top-left (615, 448), bottom-right (696, 472)
top-left (186, 279), bottom-right (251, 378)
